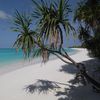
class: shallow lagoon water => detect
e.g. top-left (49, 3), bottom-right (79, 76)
top-left (0, 48), bottom-right (77, 67)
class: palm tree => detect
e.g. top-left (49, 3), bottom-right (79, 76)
top-left (74, 0), bottom-right (100, 28)
top-left (13, 0), bottom-right (100, 91)
top-left (31, 0), bottom-right (78, 64)
top-left (74, 0), bottom-right (100, 57)
top-left (12, 10), bottom-right (35, 57)
top-left (32, 0), bottom-right (75, 51)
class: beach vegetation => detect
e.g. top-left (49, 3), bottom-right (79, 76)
top-left (13, 0), bottom-right (100, 92)
top-left (74, 0), bottom-right (100, 58)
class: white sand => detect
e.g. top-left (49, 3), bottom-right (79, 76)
top-left (0, 48), bottom-right (100, 100)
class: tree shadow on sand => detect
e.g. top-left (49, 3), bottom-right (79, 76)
top-left (59, 64), bottom-right (77, 74)
top-left (25, 79), bottom-right (76, 100)
top-left (25, 79), bottom-right (100, 100)
top-left (25, 79), bottom-right (61, 94)
top-left (25, 79), bottom-right (75, 94)
top-left (25, 58), bottom-right (100, 100)
top-left (56, 85), bottom-right (100, 100)
top-left (59, 58), bottom-right (100, 82)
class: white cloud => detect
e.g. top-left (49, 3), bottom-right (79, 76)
top-left (0, 10), bottom-right (12, 19)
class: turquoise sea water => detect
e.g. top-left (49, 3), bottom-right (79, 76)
top-left (0, 48), bottom-right (23, 66)
top-left (0, 48), bottom-right (76, 67)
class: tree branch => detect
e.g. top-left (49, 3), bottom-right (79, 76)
top-left (34, 39), bottom-right (77, 65)
top-left (52, 52), bottom-right (72, 64)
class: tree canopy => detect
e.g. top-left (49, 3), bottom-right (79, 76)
top-left (74, 0), bottom-right (100, 58)
top-left (13, 0), bottom-right (100, 91)
top-left (13, 0), bottom-right (75, 63)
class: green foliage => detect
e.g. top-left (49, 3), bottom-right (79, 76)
top-left (84, 38), bottom-right (100, 58)
top-left (13, 0), bottom-right (76, 62)
top-left (32, 0), bottom-right (75, 50)
top-left (12, 10), bottom-right (51, 62)
top-left (74, 0), bottom-right (100, 58)
top-left (69, 45), bottom-right (83, 48)
top-left (13, 10), bottom-right (36, 57)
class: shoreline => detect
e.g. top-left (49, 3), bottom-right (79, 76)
top-left (0, 48), bottom-right (79, 75)
top-left (0, 55), bottom-right (57, 75)
top-left (0, 48), bottom-right (99, 100)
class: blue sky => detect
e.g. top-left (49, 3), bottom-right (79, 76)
top-left (0, 0), bottom-right (80, 48)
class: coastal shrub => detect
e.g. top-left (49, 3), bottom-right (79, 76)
top-left (74, 0), bottom-right (100, 58)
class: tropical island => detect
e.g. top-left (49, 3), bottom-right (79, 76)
top-left (0, 0), bottom-right (100, 100)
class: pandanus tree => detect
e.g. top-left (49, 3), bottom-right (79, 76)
top-left (12, 10), bottom-right (35, 57)
top-left (74, 0), bottom-right (100, 57)
top-left (13, 0), bottom-right (100, 91)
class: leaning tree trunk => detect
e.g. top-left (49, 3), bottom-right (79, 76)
top-left (49, 47), bottom-right (100, 91)
top-left (34, 40), bottom-right (100, 91)
top-left (65, 53), bottom-right (100, 91)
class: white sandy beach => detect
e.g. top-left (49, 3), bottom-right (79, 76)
top-left (0, 48), bottom-right (100, 100)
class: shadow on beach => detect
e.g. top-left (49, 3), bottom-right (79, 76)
top-left (25, 58), bottom-right (100, 100)
top-left (60, 58), bottom-right (100, 82)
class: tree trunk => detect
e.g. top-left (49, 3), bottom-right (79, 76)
top-left (77, 63), bottom-right (100, 91)
top-left (34, 40), bottom-right (100, 91)
top-left (62, 52), bottom-right (100, 91)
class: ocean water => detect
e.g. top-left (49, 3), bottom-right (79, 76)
top-left (0, 48), bottom-right (77, 67)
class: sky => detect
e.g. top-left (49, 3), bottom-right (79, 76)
top-left (0, 0), bottom-right (81, 48)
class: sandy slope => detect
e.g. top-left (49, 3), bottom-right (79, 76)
top-left (0, 48), bottom-right (100, 100)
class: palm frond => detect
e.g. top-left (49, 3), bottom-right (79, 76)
top-left (13, 0), bottom-right (75, 62)
top-left (13, 10), bottom-right (36, 57)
